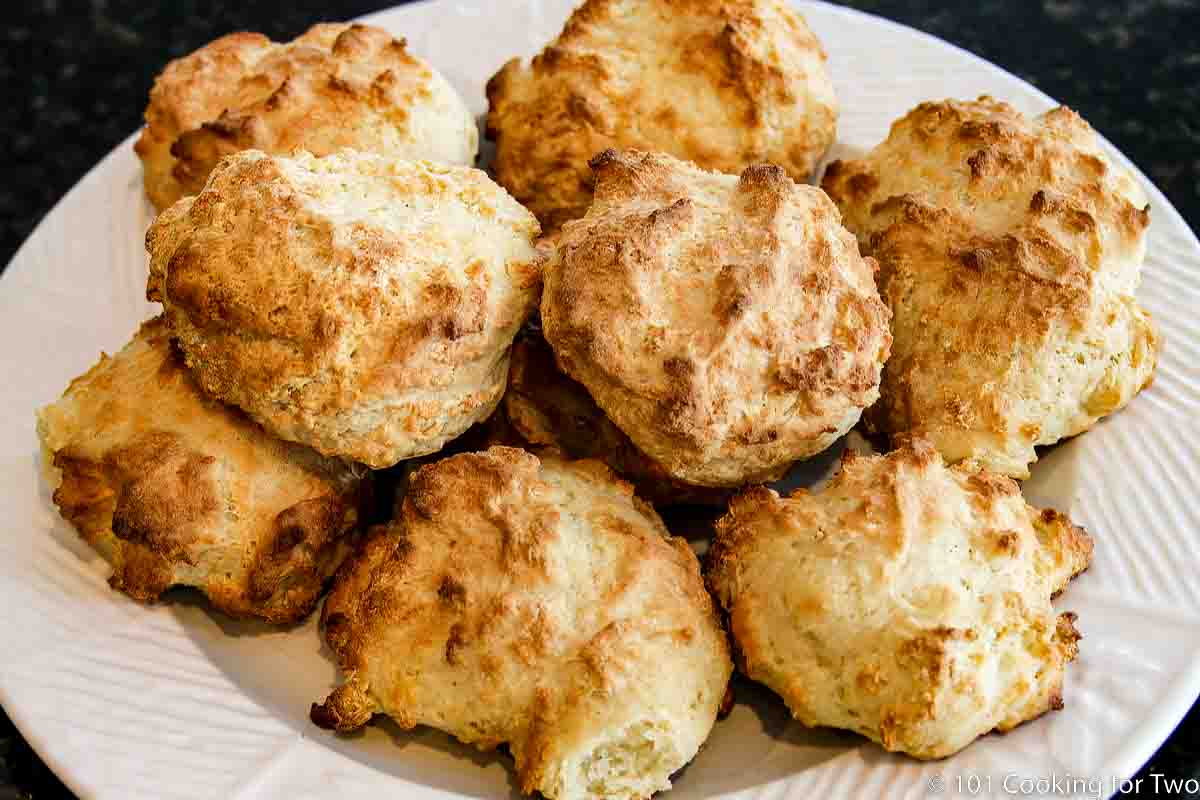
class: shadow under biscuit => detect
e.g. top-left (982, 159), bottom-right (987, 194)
top-left (667, 676), bottom-right (860, 798)
top-left (1023, 433), bottom-right (1087, 512)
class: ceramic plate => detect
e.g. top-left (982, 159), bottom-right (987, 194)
top-left (2, 1), bottom-right (1198, 798)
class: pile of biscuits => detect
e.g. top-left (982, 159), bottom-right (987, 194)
top-left (36, 2), bottom-right (1159, 799)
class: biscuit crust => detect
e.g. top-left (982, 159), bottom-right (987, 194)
top-left (146, 149), bottom-right (541, 468)
top-left (486, 0), bottom-right (837, 230)
top-left (822, 97), bottom-right (1159, 477)
top-left (135, 23), bottom-right (477, 212)
top-left (312, 447), bottom-right (732, 800)
top-left (36, 317), bottom-right (373, 623)
top-left (541, 149), bottom-right (891, 488)
top-left (707, 438), bottom-right (1093, 759)
top-left (488, 335), bottom-right (732, 506)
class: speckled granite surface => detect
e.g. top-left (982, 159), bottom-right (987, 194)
top-left (1, 1), bottom-right (1197, 798)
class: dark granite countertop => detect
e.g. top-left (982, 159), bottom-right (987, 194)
top-left (1, 1), bottom-right (1197, 798)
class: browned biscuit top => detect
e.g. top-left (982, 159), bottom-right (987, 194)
top-left (486, 0), bottom-right (837, 230)
top-left (541, 149), bottom-right (890, 488)
top-left (135, 22), bottom-right (478, 211)
top-left (707, 437), bottom-right (1093, 759)
top-left (146, 149), bottom-right (541, 468)
top-left (822, 97), bottom-right (1159, 477)
top-left (37, 316), bottom-right (372, 623)
top-left (312, 447), bottom-right (731, 799)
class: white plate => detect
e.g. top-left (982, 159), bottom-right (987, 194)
top-left (2, 1), bottom-right (1198, 798)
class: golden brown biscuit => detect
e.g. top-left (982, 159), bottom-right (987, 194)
top-left (541, 149), bottom-right (891, 488)
top-left (822, 97), bottom-right (1159, 478)
top-left (146, 149), bottom-right (541, 468)
top-left (135, 23), bottom-right (477, 212)
top-left (486, 0), bottom-right (837, 230)
top-left (36, 317), bottom-right (373, 624)
top-left (706, 438), bottom-right (1093, 760)
top-left (312, 447), bottom-right (732, 800)
top-left (489, 334), bottom-right (732, 506)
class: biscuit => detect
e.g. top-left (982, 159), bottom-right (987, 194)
top-left (540, 149), bottom-right (891, 488)
top-left (36, 316), bottom-right (373, 624)
top-left (486, 0), bottom-right (837, 230)
top-left (135, 23), bottom-right (478, 212)
top-left (490, 334), bottom-right (731, 506)
top-left (146, 149), bottom-right (541, 468)
top-left (706, 438), bottom-right (1093, 759)
top-left (312, 447), bottom-right (732, 800)
top-left (822, 97), bottom-right (1159, 477)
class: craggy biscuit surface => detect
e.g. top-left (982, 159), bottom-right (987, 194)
top-left (822, 97), bottom-right (1159, 477)
top-left (36, 317), bottom-right (372, 623)
top-left (490, 335), bottom-right (732, 506)
top-left (312, 447), bottom-right (732, 800)
top-left (486, 0), bottom-right (837, 230)
top-left (541, 149), bottom-right (891, 488)
top-left (707, 438), bottom-right (1093, 759)
top-left (146, 149), bottom-right (541, 468)
top-left (135, 23), bottom-right (477, 211)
